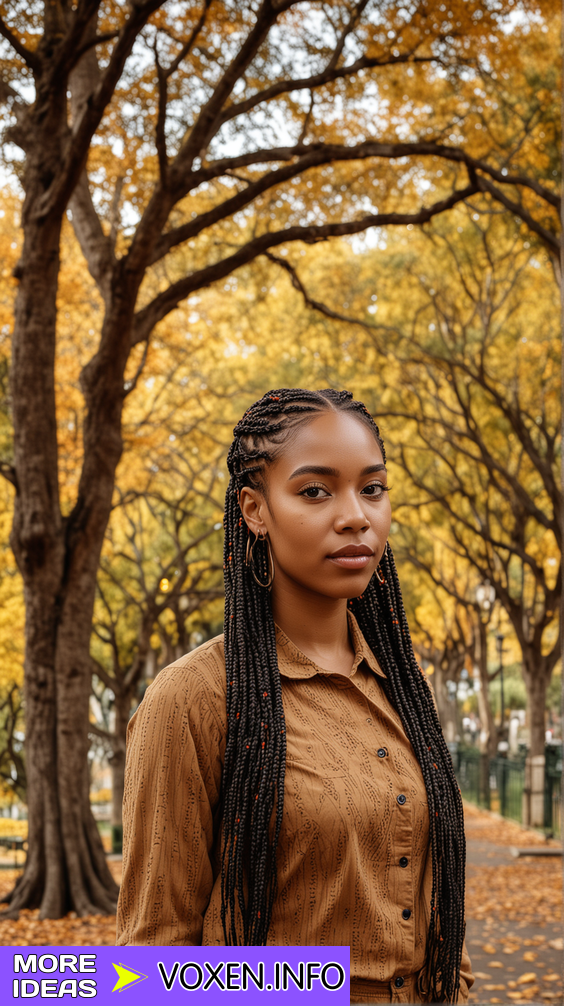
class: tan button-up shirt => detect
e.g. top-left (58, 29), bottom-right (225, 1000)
top-left (116, 612), bottom-right (473, 999)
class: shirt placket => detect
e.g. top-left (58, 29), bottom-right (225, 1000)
top-left (350, 670), bottom-right (417, 982)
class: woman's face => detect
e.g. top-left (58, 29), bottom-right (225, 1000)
top-left (240, 410), bottom-right (392, 602)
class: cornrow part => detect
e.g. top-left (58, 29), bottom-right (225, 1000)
top-left (221, 389), bottom-right (465, 1002)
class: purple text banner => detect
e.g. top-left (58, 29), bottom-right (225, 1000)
top-left (0, 946), bottom-right (350, 1004)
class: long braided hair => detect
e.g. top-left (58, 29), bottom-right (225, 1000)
top-left (222, 388), bottom-right (466, 1002)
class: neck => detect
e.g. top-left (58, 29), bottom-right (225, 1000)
top-left (270, 576), bottom-right (352, 672)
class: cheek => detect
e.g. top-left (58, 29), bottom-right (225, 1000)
top-left (379, 497), bottom-right (392, 530)
top-left (269, 505), bottom-right (324, 559)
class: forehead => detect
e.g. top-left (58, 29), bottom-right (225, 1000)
top-left (273, 410), bottom-right (384, 475)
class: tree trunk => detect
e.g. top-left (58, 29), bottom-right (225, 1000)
top-left (522, 664), bottom-right (548, 759)
top-left (110, 693), bottom-right (130, 830)
top-left (519, 655), bottom-right (551, 829)
top-left (7, 209), bottom-right (129, 916)
top-left (432, 656), bottom-right (458, 743)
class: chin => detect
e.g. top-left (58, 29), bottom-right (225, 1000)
top-left (319, 573), bottom-right (376, 599)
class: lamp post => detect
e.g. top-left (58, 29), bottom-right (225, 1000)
top-left (496, 632), bottom-right (505, 733)
top-left (475, 579), bottom-right (496, 809)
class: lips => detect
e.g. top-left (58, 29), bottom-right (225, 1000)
top-left (329, 544), bottom-right (374, 558)
top-left (327, 544), bottom-right (375, 571)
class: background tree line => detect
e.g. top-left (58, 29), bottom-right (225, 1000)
top-left (0, 0), bottom-right (559, 918)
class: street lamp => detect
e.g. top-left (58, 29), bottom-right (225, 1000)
top-left (476, 579), bottom-right (496, 613)
top-left (496, 632), bottom-right (505, 731)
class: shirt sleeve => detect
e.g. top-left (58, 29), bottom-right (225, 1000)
top-left (115, 651), bottom-right (226, 946)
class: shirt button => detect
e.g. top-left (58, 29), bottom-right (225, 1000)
top-left (402, 909), bottom-right (411, 920)
top-left (377, 748), bottom-right (387, 758)
top-left (397, 793), bottom-right (406, 805)
top-left (399, 856), bottom-right (408, 868)
top-left (394, 977), bottom-right (405, 989)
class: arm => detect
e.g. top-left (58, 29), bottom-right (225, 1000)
top-left (116, 653), bottom-right (225, 945)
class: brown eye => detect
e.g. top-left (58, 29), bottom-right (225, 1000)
top-left (298, 484), bottom-right (330, 499)
top-left (362, 482), bottom-right (390, 499)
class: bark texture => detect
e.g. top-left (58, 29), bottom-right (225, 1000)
top-left (4, 2), bottom-right (158, 919)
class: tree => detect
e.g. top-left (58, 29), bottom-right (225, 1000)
top-left (249, 205), bottom-right (560, 768)
top-left (90, 479), bottom-right (224, 832)
top-left (365, 215), bottom-right (560, 765)
top-left (0, 0), bottom-right (557, 917)
top-left (393, 527), bottom-right (499, 752)
top-left (0, 684), bottom-right (26, 805)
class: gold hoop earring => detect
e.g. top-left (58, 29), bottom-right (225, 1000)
top-left (245, 531), bottom-right (275, 589)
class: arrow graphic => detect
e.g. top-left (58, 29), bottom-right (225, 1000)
top-left (112, 962), bottom-right (149, 992)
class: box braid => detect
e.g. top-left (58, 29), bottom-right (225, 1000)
top-left (221, 388), bottom-right (466, 1002)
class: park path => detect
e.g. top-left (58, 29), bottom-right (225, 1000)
top-left (463, 802), bottom-right (562, 1006)
top-left (0, 802), bottom-right (561, 1006)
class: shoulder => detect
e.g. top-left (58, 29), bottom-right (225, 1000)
top-left (131, 634), bottom-right (227, 736)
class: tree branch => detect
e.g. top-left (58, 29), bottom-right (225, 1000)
top-left (88, 722), bottom-right (115, 742)
top-left (327, 0), bottom-right (371, 72)
top-left (264, 251), bottom-right (396, 339)
top-left (153, 44), bottom-right (168, 183)
top-left (71, 31), bottom-right (120, 67)
top-left (164, 0), bottom-right (212, 79)
top-left (477, 175), bottom-right (559, 255)
top-left (157, 139), bottom-right (486, 263)
top-left (468, 156), bottom-right (560, 212)
top-left (39, 0), bottom-right (165, 220)
top-left (133, 180), bottom-right (478, 343)
top-left (170, 0), bottom-right (285, 178)
top-left (68, 171), bottom-right (114, 301)
top-left (90, 656), bottom-right (116, 693)
top-left (216, 52), bottom-right (438, 132)
top-left (0, 14), bottom-right (41, 72)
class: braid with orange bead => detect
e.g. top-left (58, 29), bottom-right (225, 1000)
top-left (221, 388), bottom-right (465, 1002)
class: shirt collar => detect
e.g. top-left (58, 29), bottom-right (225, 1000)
top-left (275, 609), bottom-right (386, 681)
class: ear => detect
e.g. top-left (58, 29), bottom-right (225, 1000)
top-left (239, 486), bottom-right (267, 537)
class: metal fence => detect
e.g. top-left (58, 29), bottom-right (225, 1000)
top-left (451, 744), bottom-right (561, 837)
top-left (545, 745), bottom-right (562, 839)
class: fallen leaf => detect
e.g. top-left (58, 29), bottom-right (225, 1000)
top-left (507, 993), bottom-right (524, 1000)
top-left (483, 984), bottom-right (506, 991)
top-left (489, 962), bottom-right (504, 968)
top-left (543, 975), bottom-right (562, 983)
top-left (482, 943), bottom-right (497, 954)
top-left (517, 973), bottom-right (538, 984)
top-left (508, 982), bottom-right (518, 989)
top-left (548, 939), bottom-right (563, 951)
top-left (541, 993), bottom-right (563, 1000)
top-left (474, 972), bottom-right (492, 980)
top-left (522, 952), bottom-right (538, 962)
top-left (489, 999), bottom-right (503, 1004)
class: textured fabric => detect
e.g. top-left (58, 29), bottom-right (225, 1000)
top-left (350, 972), bottom-right (426, 1003)
top-left (116, 612), bottom-right (473, 1002)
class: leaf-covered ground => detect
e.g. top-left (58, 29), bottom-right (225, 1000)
top-left (464, 803), bottom-right (562, 1005)
top-left (0, 802), bottom-right (561, 1006)
top-left (0, 860), bottom-right (121, 946)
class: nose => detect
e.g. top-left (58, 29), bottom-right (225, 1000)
top-left (334, 488), bottom-right (370, 533)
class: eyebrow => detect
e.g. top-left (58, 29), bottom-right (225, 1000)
top-left (288, 463), bottom-right (387, 481)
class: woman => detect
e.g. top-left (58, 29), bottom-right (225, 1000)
top-left (116, 388), bottom-right (474, 1004)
